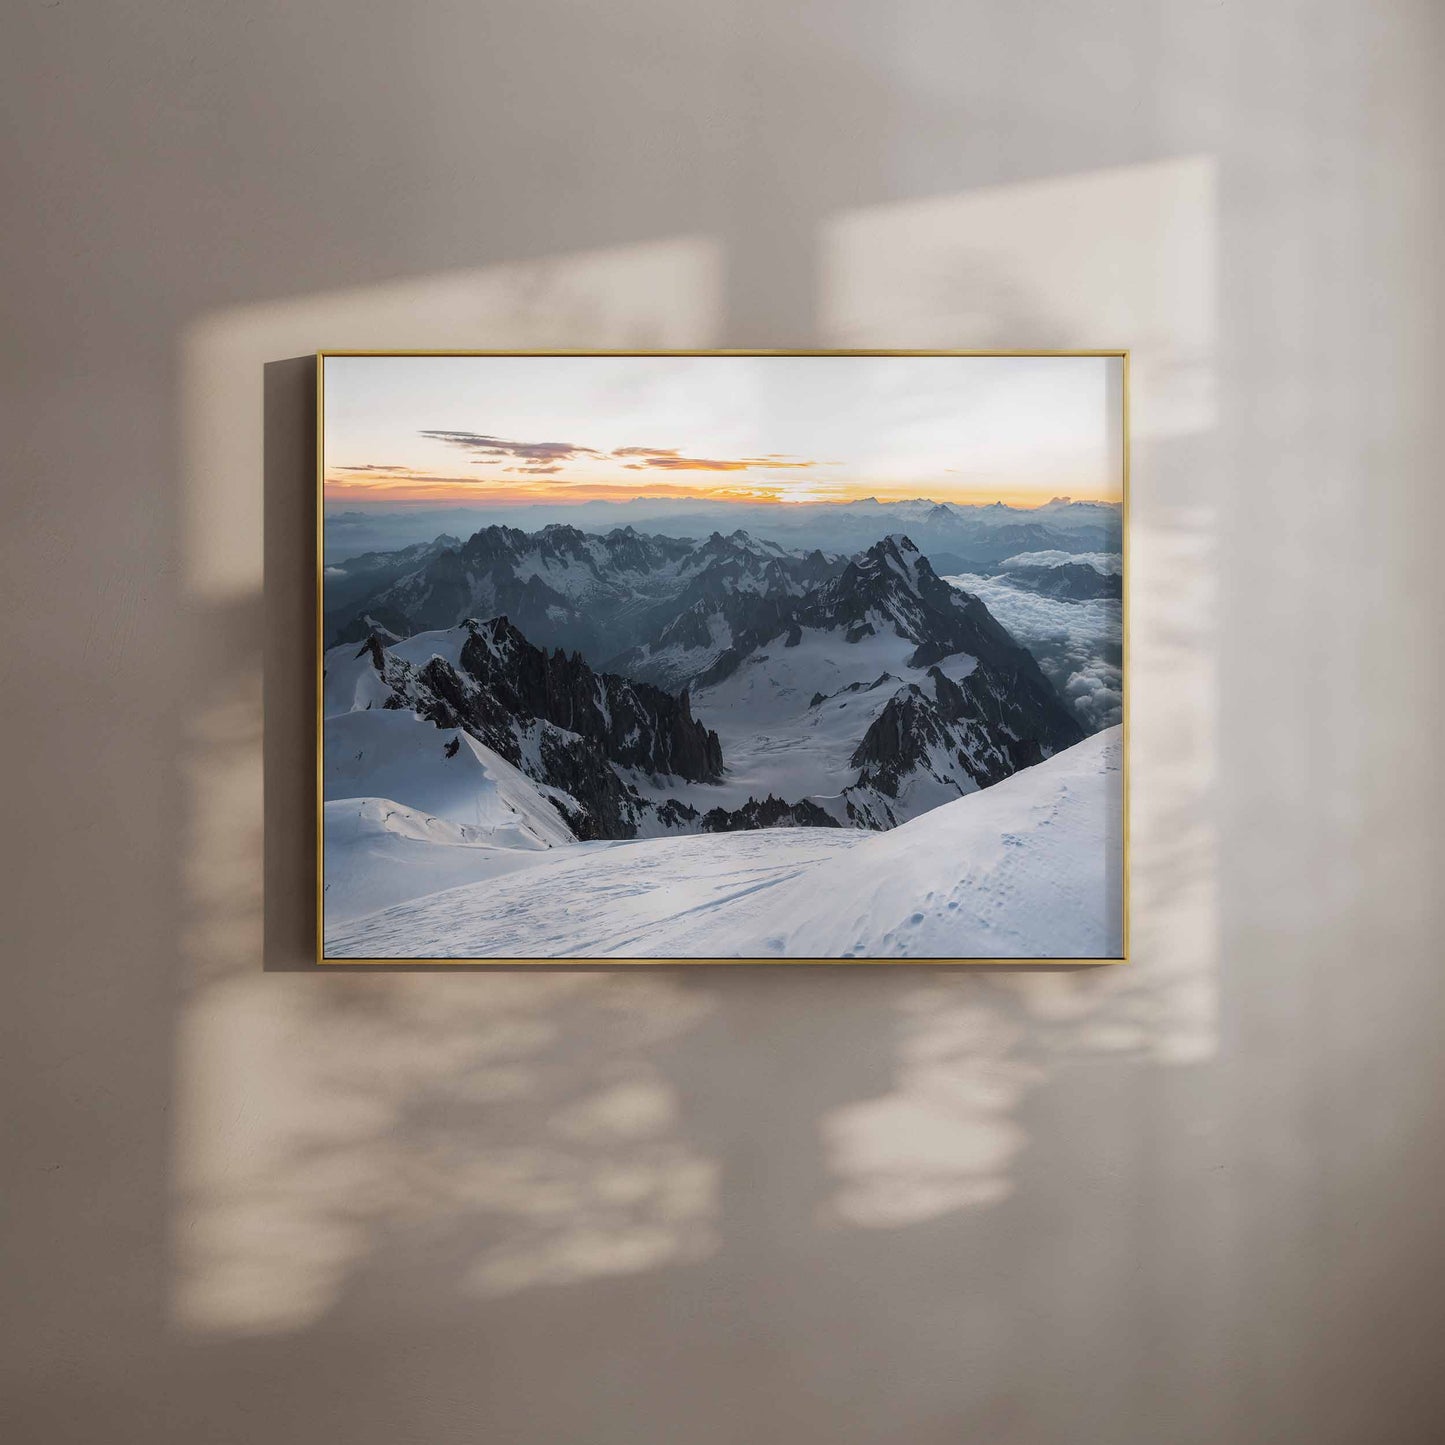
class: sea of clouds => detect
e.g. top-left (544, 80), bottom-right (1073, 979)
top-left (944, 565), bottom-right (1123, 732)
top-left (995, 550), bottom-right (1123, 575)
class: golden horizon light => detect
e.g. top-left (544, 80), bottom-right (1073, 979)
top-left (323, 354), bottom-right (1123, 511)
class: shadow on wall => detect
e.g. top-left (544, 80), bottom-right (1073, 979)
top-left (171, 160), bottom-right (1222, 1429)
top-left (175, 970), bottom-right (721, 1333)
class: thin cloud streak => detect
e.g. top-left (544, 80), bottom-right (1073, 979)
top-left (420, 430), bottom-right (827, 477)
top-left (421, 430), bottom-right (604, 475)
top-left (611, 446), bottom-right (820, 473)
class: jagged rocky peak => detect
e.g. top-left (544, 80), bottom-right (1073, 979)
top-left (837, 533), bottom-right (929, 594)
top-left (360, 620), bottom-right (404, 652)
top-left (844, 653), bottom-right (1084, 827)
top-left (700, 795), bottom-right (841, 833)
top-left (354, 615), bottom-right (726, 842)
top-left (698, 527), bottom-right (767, 559)
top-left (453, 613), bottom-right (523, 661)
top-left (798, 534), bottom-right (959, 649)
top-left (534, 522), bottom-right (591, 557)
top-left (604, 526), bottom-right (695, 573)
top-left (444, 616), bottom-right (724, 785)
top-left (850, 667), bottom-right (1019, 796)
top-left (600, 524), bottom-right (651, 567)
top-left (459, 523), bottom-right (529, 563)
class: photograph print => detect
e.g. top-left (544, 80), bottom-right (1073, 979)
top-left (320, 351), bottom-right (1126, 962)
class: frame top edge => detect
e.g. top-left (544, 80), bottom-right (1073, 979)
top-left (315, 348), bottom-right (1131, 359)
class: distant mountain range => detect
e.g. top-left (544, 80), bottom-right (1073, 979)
top-left (323, 526), bottom-right (1086, 850)
top-left (999, 560), bottom-right (1122, 601)
top-left (324, 495), bottom-right (1121, 572)
top-left (325, 501), bottom-right (1121, 654)
top-left (326, 524), bottom-right (845, 662)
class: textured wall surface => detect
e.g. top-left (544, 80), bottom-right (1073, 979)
top-left (3, 3), bottom-right (1442, 1442)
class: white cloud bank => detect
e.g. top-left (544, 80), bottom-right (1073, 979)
top-left (944, 573), bottom-right (1123, 731)
top-left (997, 550), bottom-right (1122, 574)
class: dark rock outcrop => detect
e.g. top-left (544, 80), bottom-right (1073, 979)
top-left (700, 795), bottom-right (841, 833)
top-left (356, 615), bottom-right (724, 841)
top-left (454, 618), bottom-right (723, 782)
top-left (843, 656), bottom-right (1082, 828)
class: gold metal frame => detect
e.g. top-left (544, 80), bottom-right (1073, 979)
top-left (315, 350), bottom-right (1130, 966)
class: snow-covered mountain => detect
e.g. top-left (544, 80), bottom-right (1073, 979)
top-left (324, 617), bottom-right (725, 844)
top-left (707, 496), bottom-right (1122, 571)
top-left (326, 505), bottom-right (1123, 647)
top-left (327, 528), bottom-right (1088, 850)
top-left (325, 725), bottom-right (1124, 959)
top-left (322, 533), bottom-right (462, 638)
top-left (328, 523), bottom-right (845, 658)
top-left (322, 531), bottom-right (1115, 954)
top-left (620, 534), bottom-right (1085, 830)
top-left (325, 533), bottom-right (463, 581)
top-left (617, 531), bottom-right (1070, 685)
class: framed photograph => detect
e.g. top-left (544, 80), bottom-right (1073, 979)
top-left (318, 351), bottom-right (1127, 963)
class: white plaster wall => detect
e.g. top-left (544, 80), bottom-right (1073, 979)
top-left (3, 3), bottom-right (1441, 1442)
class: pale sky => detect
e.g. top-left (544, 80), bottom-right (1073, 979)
top-left (323, 354), bottom-right (1121, 508)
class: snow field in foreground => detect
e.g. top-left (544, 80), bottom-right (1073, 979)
top-left (326, 726), bottom-right (1122, 960)
top-left (325, 707), bottom-right (576, 848)
top-left (324, 798), bottom-right (566, 924)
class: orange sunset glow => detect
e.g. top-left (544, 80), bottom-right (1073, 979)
top-left (323, 468), bottom-right (1110, 510)
top-left (323, 353), bottom-right (1123, 511)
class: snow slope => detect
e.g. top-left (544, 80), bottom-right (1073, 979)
top-left (324, 707), bottom-right (575, 847)
top-left (323, 629), bottom-right (476, 718)
top-left (741, 725), bottom-right (1122, 959)
top-left (325, 726), bottom-right (1123, 960)
top-left (683, 625), bottom-right (981, 818)
top-left (324, 798), bottom-right (560, 924)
